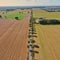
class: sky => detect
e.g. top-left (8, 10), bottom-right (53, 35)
top-left (0, 0), bottom-right (60, 6)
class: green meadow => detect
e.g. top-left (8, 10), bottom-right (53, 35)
top-left (33, 8), bottom-right (60, 20)
top-left (0, 12), bottom-right (26, 20)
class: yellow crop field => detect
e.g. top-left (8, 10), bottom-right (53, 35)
top-left (34, 24), bottom-right (60, 60)
top-left (33, 8), bottom-right (60, 20)
top-left (33, 8), bottom-right (60, 60)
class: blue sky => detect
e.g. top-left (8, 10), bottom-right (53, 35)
top-left (0, 0), bottom-right (60, 6)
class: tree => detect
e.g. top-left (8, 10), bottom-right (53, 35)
top-left (0, 15), bottom-right (2, 18)
top-left (15, 17), bottom-right (19, 20)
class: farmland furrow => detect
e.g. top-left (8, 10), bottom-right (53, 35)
top-left (41, 25), bottom-right (60, 60)
top-left (0, 13), bottom-right (31, 60)
top-left (35, 24), bottom-right (60, 60)
top-left (40, 25), bottom-right (58, 60)
top-left (35, 25), bottom-right (48, 60)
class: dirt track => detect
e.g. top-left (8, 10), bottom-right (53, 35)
top-left (0, 14), bottom-right (31, 60)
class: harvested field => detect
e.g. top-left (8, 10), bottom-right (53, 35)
top-left (0, 14), bottom-right (31, 60)
top-left (34, 24), bottom-right (60, 60)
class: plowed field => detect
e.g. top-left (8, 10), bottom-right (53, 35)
top-left (0, 14), bottom-right (31, 60)
top-left (35, 24), bottom-right (60, 60)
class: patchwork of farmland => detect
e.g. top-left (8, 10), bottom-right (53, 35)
top-left (0, 14), bottom-right (31, 60)
top-left (0, 8), bottom-right (60, 60)
top-left (33, 8), bottom-right (60, 20)
top-left (33, 8), bottom-right (60, 60)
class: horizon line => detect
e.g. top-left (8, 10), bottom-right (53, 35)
top-left (0, 5), bottom-right (60, 7)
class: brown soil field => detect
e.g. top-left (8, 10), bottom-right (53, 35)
top-left (34, 24), bottom-right (60, 60)
top-left (0, 14), bottom-right (31, 60)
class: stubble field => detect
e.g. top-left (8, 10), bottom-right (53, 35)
top-left (34, 24), bottom-right (60, 60)
top-left (33, 8), bottom-right (60, 60)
